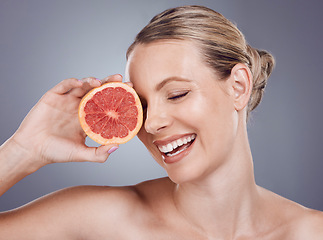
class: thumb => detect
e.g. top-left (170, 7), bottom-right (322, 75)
top-left (74, 144), bottom-right (119, 163)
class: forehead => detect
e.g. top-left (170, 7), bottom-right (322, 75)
top-left (128, 39), bottom-right (200, 60)
top-left (125, 40), bottom-right (213, 88)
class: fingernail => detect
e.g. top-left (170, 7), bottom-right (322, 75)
top-left (108, 146), bottom-right (119, 154)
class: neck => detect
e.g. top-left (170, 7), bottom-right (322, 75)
top-left (172, 124), bottom-right (261, 238)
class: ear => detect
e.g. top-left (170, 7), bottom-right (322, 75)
top-left (230, 63), bottom-right (253, 111)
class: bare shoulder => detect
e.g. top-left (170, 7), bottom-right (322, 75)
top-left (257, 186), bottom-right (323, 239)
top-left (0, 184), bottom-right (148, 239)
top-left (27, 184), bottom-right (145, 216)
top-left (52, 184), bottom-right (149, 227)
top-left (53, 178), bottom-right (174, 237)
top-left (293, 207), bottom-right (323, 239)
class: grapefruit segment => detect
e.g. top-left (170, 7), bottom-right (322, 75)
top-left (84, 99), bottom-right (104, 113)
top-left (79, 82), bottom-right (143, 145)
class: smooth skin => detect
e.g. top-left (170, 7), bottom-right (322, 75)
top-left (0, 40), bottom-right (322, 239)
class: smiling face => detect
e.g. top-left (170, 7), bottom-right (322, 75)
top-left (126, 40), bottom-right (240, 184)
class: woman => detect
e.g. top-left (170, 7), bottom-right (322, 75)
top-left (0, 5), bottom-right (322, 239)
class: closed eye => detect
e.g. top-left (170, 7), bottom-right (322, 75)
top-left (168, 91), bottom-right (189, 100)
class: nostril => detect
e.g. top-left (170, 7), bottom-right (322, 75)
top-left (156, 125), bottom-right (167, 132)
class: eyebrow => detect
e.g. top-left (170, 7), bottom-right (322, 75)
top-left (155, 77), bottom-right (192, 91)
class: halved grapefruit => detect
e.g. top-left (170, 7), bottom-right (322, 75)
top-left (78, 82), bottom-right (143, 145)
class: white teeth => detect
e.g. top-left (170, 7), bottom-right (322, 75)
top-left (161, 145), bottom-right (168, 153)
top-left (166, 146), bottom-right (187, 157)
top-left (166, 143), bottom-right (173, 152)
top-left (177, 139), bottom-right (183, 147)
top-left (172, 141), bottom-right (178, 149)
top-left (157, 134), bottom-right (196, 154)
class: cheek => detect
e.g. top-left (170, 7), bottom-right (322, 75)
top-left (137, 128), bottom-right (151, 152)
top-left (137, 129), bottom-right (163, 163)
top-left (205, 105), bottom-right (238, 162)
top-left (137, 126), bottom-right (146, 141)
top-left (174, 94), bottom-right (206, 122)
top-left (192, 92), bottom-right (238, 152)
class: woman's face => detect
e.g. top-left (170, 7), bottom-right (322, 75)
top-left (126, 40), bottom-right (239, 184)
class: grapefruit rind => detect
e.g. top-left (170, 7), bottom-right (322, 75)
top-left (78, 82), bottom-right (143, 145)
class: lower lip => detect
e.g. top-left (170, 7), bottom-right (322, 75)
top-left (162, 138), bottom-right (196, 164)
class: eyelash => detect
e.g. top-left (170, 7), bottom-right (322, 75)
top-left (168, 91), bottom-right (189, 100)
top-left (140, 91), bottom-right (189, 111)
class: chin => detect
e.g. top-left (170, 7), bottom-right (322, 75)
top-left (164, 162), bottom-right (208, 185)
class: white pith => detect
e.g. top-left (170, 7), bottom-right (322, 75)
top-left (157, 134), bottom-right (196, 156)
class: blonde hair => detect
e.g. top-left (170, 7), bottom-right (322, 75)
top-left (127, 5), bottom-right (275, 116)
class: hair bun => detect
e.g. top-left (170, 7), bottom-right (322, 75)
top-left (247, 45), bottom-right (275, 112)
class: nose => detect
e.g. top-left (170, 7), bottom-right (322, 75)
top-left (144, 104), bottom-right (171, 135)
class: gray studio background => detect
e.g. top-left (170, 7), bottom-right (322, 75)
top-left (1, 0), bottom-right (322, 211)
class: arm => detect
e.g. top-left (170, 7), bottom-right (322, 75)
top-left (0, 75), bottom-right (123, 238)
top-left (0, 137), bottom-right (35, 196)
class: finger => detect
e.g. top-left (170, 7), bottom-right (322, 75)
top-left (73, 144), bottom-right (119, 163)
top-left (125, 81), bottom-right (133, 88)
top-left (69, 77), bottom-right (101, 98)
top-left (50, 78), bottom-right (82, 95)
top-left (101, 74), bottom-right (123, 84)
top-left (79, 77), bottom-right (101, 85)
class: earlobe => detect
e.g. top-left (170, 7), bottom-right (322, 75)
top-left (231, 63), bottom-right (252, 111)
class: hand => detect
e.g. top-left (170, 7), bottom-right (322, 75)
top-left (10, 75), bottom-right (122, 169)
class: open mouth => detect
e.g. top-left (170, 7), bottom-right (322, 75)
top-left (157, 134), bottom-right (196, 157)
